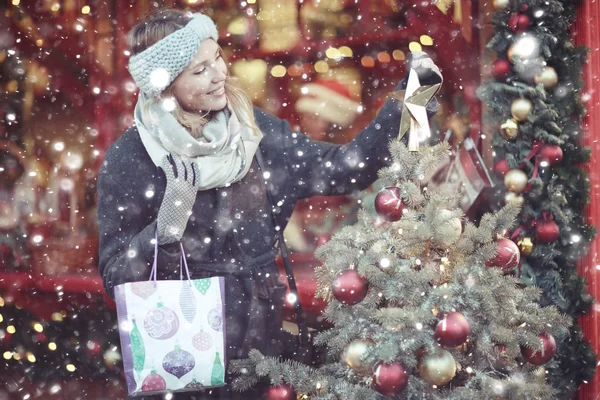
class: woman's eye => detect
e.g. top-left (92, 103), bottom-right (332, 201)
top-left (194, 69), bottom-right (205, 75)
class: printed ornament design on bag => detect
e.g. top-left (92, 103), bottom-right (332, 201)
top-left (185, 378), bottom-right (205, 389)
top-left (163, 345), bottom-right (196, 379)
top-left (142, 370), bottom-right (167, 392)
top-left (208, 302), bottom-right (223, 332)
top-left (179, 281), bottom-right (197, 323)
top-left (194, 278), bottom-right (211, 295)
top-left (193, 330), bottom-right (213, 352)
top-left (211, 352), bottom-right (225, 385)
top-left (131, 281), bottom-right (158, 299)
top-left (130, 319), bottom-right (146, 375)
top-left (144, 302), bottom-right (180, 340)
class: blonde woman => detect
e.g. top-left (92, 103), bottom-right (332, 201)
top-left (97, 8), bottom-right (440, 399)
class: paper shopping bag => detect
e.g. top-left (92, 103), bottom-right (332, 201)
top-left (114, 239), bottom-right (226, 396)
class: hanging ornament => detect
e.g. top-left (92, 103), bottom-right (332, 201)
top-left (103, 348), bottom-right (122, 371)
top-left (486, 238), bottom-right (520, 272)
top-left (533, 367), bottom-right (547, 383)
top-left (342, 339), bottom-right (372, 372)
top-left (433, 209), bottom-right (462, 246)
top-left (332, 268), bottom-right (369, 305)
top-left (85, 340), bottom-right (102, 359)
top-left (508, 36), bottom-right (540, 63)
top-left (492, 59), bottom-right (511, 81)
top-left (372, 361), bottom-right (409, 395)
top-left (517, 237), bottom-right (534, 256)
top-left (539, 145), bottom-right (563, 165)
top-left (142, 370), bottom-right (167, 392)
top-left (163, 345), bottom-right (195, 379)
top-left (521, 333), bottom-right (557, 365)
top-left (504, 169), bottom-right (528, 193)
top-left (535, 219), bottom-right (560, 244)
top-left (434, 312), bottom-right (471, 347)
top-left (505, 192), bottom-right (525, 207)
top-left (374, 187), bottom-right (405, 222)
top-left (418, 350), bottom-right (456, 386)
top-left (511, 98), bottom-right (533, 121)
top-left (494, 159), bottom-right (510, 178)
top-left (534, 67), bottom-right (558, 89)
top-left (493, 0), bottom-right (510, 10)
top-left (144, 303), bottom-right (180, 340)
top-left (499, 119), bottom-right (519, 139)
top-left (509, 13), bottom-right (531, 32)
top-left (266, 384), bottom-right (296, 400)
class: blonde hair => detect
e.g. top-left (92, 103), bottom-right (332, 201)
top-left (127, 8), bottom-right (259, 138)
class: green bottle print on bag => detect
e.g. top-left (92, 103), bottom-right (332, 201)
top-left (211, 352), bottom-right (224, 385)
top-left (130, 318), bottom-right (145, 375)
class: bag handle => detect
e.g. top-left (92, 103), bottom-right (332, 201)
top-left (148, 226), bottom-right (192, 283)
top-left (254, 149), bottom-right (311, 345)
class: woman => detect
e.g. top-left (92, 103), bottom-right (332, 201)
top-left (97, 8), bottom-right (440, 399)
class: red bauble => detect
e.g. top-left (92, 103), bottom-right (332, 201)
top-left (492, 59), bottom-right (511, 81)
top-left (535, 220), bottom-right (560, 244)
top-left (486, 238), bottom-right (521, 272)
top-left (374, 187), bottom-right (405, 222)
top-left (521, 333), bottom-right (557, 365)
top-left (434, 312), bottom-right (471, 347)
top-left (372, 361), bottom-right (409, 395)
top-left (332, 269), bottom-right (369, 305)
top-left (539, 145), bottom-right (563, 165)
top-left (266, 384), bottom-right (296, 400)
top-left (509, 13), bottom-right (530, 32)
top-left (494, 159), bottom-right (510, 178)
top-left (86, 340), bottom-right (102, 358)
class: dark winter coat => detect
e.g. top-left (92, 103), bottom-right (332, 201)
top-left (97, 84), bottom-right (404, 398)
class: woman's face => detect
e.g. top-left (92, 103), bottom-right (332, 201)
top-left (171, 39), bottom-right (228, 112)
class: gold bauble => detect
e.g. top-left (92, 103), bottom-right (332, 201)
top-left (493, 0), bottom-right (510, 10)
top-left (532, 367), bottom-right (546, 383)
top-left (342, 340), bottom-right (372, 372)
top-left (504, 192), bottom-right (525, 207)
top-left (419, 350), bottom-right (456, 386)
top-left (534, 67), bottom-right (558, 89)
top-left (511, 98), bottom-right (533, 122)
top-left (499, 118), bottom-right (519, 139)
top-left (504, 169), bottom-right (528, 193)
top-left (508, 36), bottom-right (539, 63)
top-left (517, 237), bottom-right (534, 256)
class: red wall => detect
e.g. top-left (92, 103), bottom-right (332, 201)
top-left (575, 2), bottom-right (600, 399)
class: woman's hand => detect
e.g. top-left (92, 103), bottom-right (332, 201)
top-left (156, 154), bottom-right (201, 244)
top-left (406, 51), bottom-right (442, 86)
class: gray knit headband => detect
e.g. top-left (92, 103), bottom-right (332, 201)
top-left (127, 13), bottom-right (218, 98)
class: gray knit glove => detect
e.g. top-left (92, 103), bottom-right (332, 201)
top-left (157, 154), bottom-right (200, 245)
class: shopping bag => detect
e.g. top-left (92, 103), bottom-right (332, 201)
top-left (114, 234), bottom-right (226, 396)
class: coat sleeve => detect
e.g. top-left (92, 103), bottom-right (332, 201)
top-left (97, 171), bottom-right (180, 300)
top-left (272, 81), bottom-right (410, 200)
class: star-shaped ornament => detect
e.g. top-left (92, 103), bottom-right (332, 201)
top-left (392, 66), bottom-right (442, 151)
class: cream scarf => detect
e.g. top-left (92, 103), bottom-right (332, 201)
top-left (133, 92), bottom-right (262, 191)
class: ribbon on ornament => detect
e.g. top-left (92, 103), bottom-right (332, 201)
top-left (519, 141), bottom-right (545, 192)
top-left (392, 55), bottom-right (443, 151)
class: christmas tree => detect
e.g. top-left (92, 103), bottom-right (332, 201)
top-left (231, 141), bottom-right (570, 399)
top-left (477, 0), bottom-right (596, 395)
